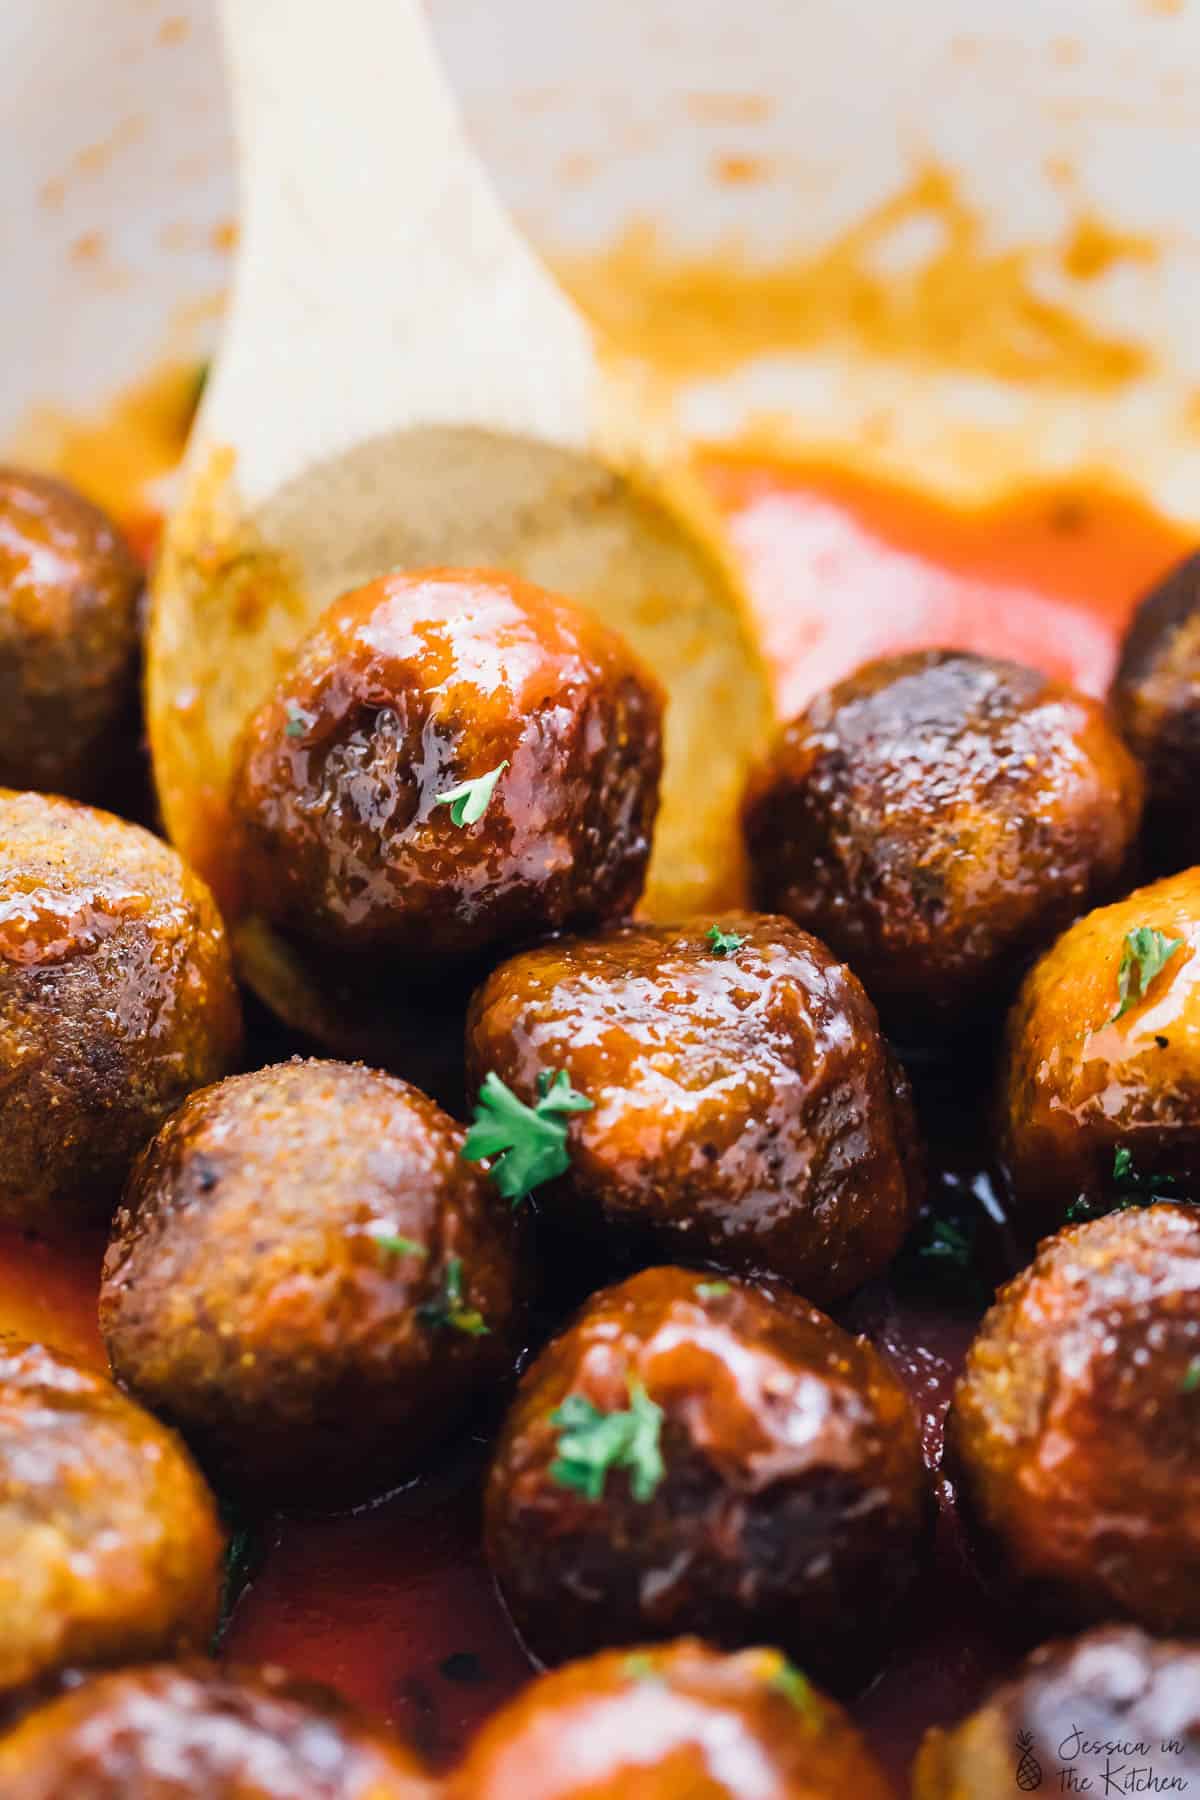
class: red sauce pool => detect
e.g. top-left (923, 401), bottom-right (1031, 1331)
top-left (0, 454), bottom-right (1191, 1786)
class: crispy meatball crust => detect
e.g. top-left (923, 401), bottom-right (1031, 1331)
top-left (465, 913), bottom-right (922, 1304)
top-left (0, 791), bottom-right (242, 1232)
top-left (0, 1341), bottom-right (222, 1694)
top-left (101, 1058), bottom-right (526, 1503)
top-left (0, 1663), bottom-right (433, 1800)
top-left (230, 569), bottom-right (663, 958)
top-left (446, 1640), bottom-right (897, 1800)
top-left (743, 650), bottom-right (1143, 1033)
top-left (0, 468), bottom-right (141, 799)
top-left (947, 1206), bottom-right (1200, 1634)
top-left (999, 868), bottom-right (1200, 1231)
top-left (485, 1268), bottom-right (928, 1676)
top-left (914, 1625), bottom-right (1200, 1799)
top-left (1111, 552), bottom-right (1200, 875)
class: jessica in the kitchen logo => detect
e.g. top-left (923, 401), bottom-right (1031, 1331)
top-left (1015, 1725), bottom-right (1193, 1793)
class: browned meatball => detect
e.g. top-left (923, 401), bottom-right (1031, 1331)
top-left (743, 650), bottom-right (1143, 1033)
top-left (999, 867), bottom-right (1200, 1233)
top-left (230, 569), bottom-right (663, 960)
top-left (446, 1640), bottom-right (897, 1800)
top-left (0, 1340), bottom-right (223, 1694)
top-left (465, 913), bottom-right (922, 1304)
top-left (0, 791), bottom-right (241, 1232)
top-left (947, 1205), bottom-right (1200, 1634)
top-left (101, 1058), bottom-right (526, 1503)
top-left (1111, 552), bottom-right (1200, 874)
top-left (914, 1625), bottom-right (1200, 1799)
top-left (0, 1662), bottom-right (433, 1799)
top-left (0, 468), bottom-right (141, 799)
top-left (485, 1267), bottom-right (928, 1678)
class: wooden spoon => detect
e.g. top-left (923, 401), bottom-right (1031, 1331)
top-left (147, 0), bottom-right (771, 1053)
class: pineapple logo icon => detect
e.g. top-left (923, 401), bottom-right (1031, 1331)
top-left (1014, 1730), bottom-right (1042, 1791)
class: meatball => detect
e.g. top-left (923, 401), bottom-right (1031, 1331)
top-left (0, 1662), bottom-right (433, 1799)
top-left (1111, 551), bottom-right (1200, 874)
top-left (446, 1640), bottom-right (897, 1800)
top-left (0, 791), bottom-right (241, 1232)
top-left (914, 1625), bottom-right (1200, 1799)
top-left (999, 867), bottom-right (1200, 1230)
top-left (0, 1340), bottom-right (222, 1693)
top-left (947, 1205), bottom-right (1200, 1633)
top-left (465, 913), bottom-right (922, 1304)
top-left (101, 1058), bottom-right (526, 1503)
top-left (0, 468), bottom-right (141, 799)
top-left (230, 569), bottom-right (663, 959)
top-left (485, 1267), bottom-right (927, 1677)
top-left (743, 650), bottom-right (1143, 1033)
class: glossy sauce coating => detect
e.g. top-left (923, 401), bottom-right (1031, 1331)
top-left (466, 913), bottom-right (922, 1304)
top-left (230, 569), bottom-right (663, 957)
top-left (0, 791), bottom-right (242, 1232)
top-left (913, 1625), bottom-right (1200, 1799)
top-left (0, 467), bottom-right (142, 799)
top-left (743, 650), bottom-right (1143, 1033)
top-left (1111, 551), bottom-right (1200, 875)
top-left (0, 1662), bottom-right (434, 1800)
top-left (999, 866), bottom-right (1200, 1229)
top-left (486, 1267), bottom-right (927, 1676)
top-left (445, 1639), bottom-right (896, 1800)
top-left (101, 1058), bottom-right (525, 1504)
top-left (0, 1340), bottom-right (223, 1693)
top-left (947, 1206), bottom-right (1200, 1634)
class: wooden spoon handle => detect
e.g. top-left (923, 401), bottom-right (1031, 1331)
top-left (206, 0), bottom-right (593, 505)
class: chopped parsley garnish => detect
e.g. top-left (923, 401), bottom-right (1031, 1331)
top-left (462, 1069), bottom-right (593, 1204)
top-left (285, 708), bottom-right (307, 739)
top-left (374, 1231), bottom-right (427, 1261)
top-left (1066, 1147), bottom-right (1180, 1222)
top-left (434, 759), bottom-right (509, 827)
top-left (696, 1280), bottom-right (731, 1299)
top-left (1111, 927), bottom-right (1183, 1021)
top-left (768, 1658), bottom-right (822, 1725)
top-left (417, 1256), bottom-right (489, 1338)
top-left (706, 924), bottom-right (747, 957)
top-left (623, 1653), bottom-right (663, 1684)
top-left (1181, 1359), bottom-right (1200, 1395)
top-left (548, 1377), bottom-right (664, 1503)
top-left (918, 1216), bottom-right (973, 1273)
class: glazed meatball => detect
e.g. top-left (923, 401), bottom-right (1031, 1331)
top-left (947, 1205), bottom-right (1200, 1634)
top-left (1111, 552), bottom-right (1200, 873)
top-left (465, 913), bottom-right (922, 1304)
top-left (1000, 867), bottom-right (1200, 1230)
top-left (230, 569), bottom-right (663, 959)
top-left (0, 468), bottom-right (141, 799)
top-left (101, 1058), bottom-right (526, 1503)
top-left (743, 650), bottom-right (1143, 1033)
top-left (446, 1640), bottom-right (896, 1800)
top-left (0, 791), bottom-right (241, 1232)
top-left (914, 1625), bottom-right (1200, 1799)
top-left (485, 1267), bottom-right (927, 1677)
top-left (0, 1663), bottom-right (433, 1799)
top-left (0, 1340), bottom-right (222, 1693)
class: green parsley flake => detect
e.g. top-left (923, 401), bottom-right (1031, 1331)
top-left (918, 1216), bottom-right (973, 1272)
top-left (417, 1256), bottom-right (489, 1338)
top-left (1112, 927), bottom-right (1184, 1022)
top-left (374, 1231), bottom-right (427, 1261)
top-left (1181, 1358), bottom-right (1200, 1395)
top-left (434, 759), bottom-right (509, 827)
top-left (768, 1659), bottom-right (822, 1725)
top-left (622, 1653), bottom-right (663, 1684)
top-left (548, 1377), bottom-right (664, 1503)
top-left (696, 1280), bottom-right (731, 1299)
top-left (706, 924), bottom-right (747, 957)
top-left (462, 1069), bottom-right (593, 1204)
top-left (285, 709), bottom-right (307, 739)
